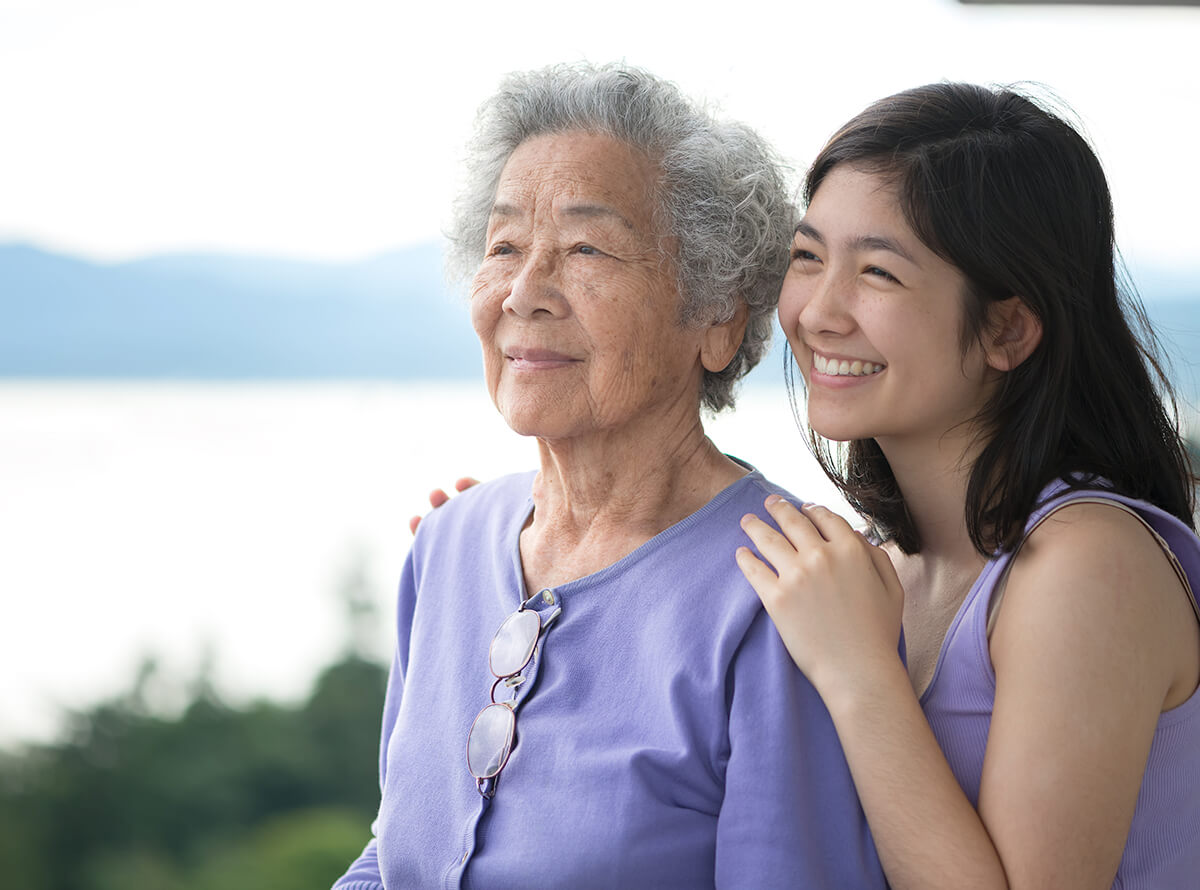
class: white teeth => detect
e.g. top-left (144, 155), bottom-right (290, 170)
top-left (813, 353), bottom-right (885, 377)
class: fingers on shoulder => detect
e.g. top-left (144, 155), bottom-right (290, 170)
top-left (735, 541), bottom-right (771, 573)
top-left (761, 496), bottom-right (815, 541)
top-left (797, 502), bottom-right (858, 541)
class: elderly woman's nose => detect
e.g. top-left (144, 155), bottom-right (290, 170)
top-left (502, 254), bottom-right (568, 318)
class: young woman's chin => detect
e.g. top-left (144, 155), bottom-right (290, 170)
top-left (800, 386), bottom-right (879, 442)
top-left (805, 410), bottom-right (873, 445)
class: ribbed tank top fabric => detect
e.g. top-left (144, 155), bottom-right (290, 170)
top-left (919, 481), bottom-right (1200, 889)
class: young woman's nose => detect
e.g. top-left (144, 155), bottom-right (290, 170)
top-left (795, 271), bottom-right (855, 337)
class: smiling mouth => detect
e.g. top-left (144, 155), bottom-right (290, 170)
top-left (813, 353), bottom-right (886, 378)
top-left (505, 348), bottom-right (580, 369)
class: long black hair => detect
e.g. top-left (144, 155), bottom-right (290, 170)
top-left (796, 82), bottom-right (1195, 555)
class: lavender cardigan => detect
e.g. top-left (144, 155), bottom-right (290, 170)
top-left (333, 469), bottom-right (884, 889)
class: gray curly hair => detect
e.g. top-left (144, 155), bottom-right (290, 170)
top-left (446, 62), bottom-right (795, 413)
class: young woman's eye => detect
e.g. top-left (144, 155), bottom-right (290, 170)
top-left (865, 265), bottom-right (899, 283)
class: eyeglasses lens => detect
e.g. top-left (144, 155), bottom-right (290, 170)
top-left (489, 608), bottom-right (541, 677)
top-left (467, 703), bottom-right (515, 779)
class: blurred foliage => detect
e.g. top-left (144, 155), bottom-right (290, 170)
top-left (0, 654), bottom-right (387, 889)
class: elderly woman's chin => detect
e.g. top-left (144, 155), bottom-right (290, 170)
top-left (487, 359), bottom-right (706, 444)
top-left (491, 388), bottom-right (580, 439)
top-left (488, 381), bottom-right (631, 442)
top-left (480, 359), bottom-right (577, 438)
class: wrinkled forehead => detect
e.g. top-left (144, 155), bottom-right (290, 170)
top-left (489, 197), bottom-right (640, 234)
top-left (490, 131), bottom-right (664, 233)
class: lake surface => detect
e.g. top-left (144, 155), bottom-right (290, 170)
top-left (5, 380), bottom-right (1197, 748)
top-left (1, 380), bottom-right (858, 747)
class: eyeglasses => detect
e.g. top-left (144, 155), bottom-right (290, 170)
top-left (467, 589), bottom-right (560, 798)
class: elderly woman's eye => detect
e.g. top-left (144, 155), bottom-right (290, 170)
top-left (488, 243), bottom-right (516, 257)
top-left (574, 244), bottom-right (603, 256)
top-left (791, 248), bottom-right (820, 263)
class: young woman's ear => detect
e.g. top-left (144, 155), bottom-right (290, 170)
top-left (984, 297), bottom-right (1043, 371)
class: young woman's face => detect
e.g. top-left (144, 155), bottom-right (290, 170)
top-left (778, 165), bottom-right (997, 448)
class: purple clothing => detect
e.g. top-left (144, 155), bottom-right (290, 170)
top-left (922, 481), bottom-right (1200, 888)
top-left (334, 468), bottom-right (884, 890)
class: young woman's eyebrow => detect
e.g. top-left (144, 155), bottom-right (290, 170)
top-left (851, 234), bottom-right (915, 264)
top-left (797, 220), bottom-right (915, 264)
top-left (794, 220), bottom-right (823, 244)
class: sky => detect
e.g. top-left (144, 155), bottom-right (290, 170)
top-left (2, 0), bottom-right (1199, 275)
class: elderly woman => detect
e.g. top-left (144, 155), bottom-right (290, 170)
top-left (333, 64), bottom-right (885, 889)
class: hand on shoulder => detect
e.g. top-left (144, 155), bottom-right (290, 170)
top-left (736, 496), bottom-right (905, 703)
top-left (408, 477), bottom-right (481, 535)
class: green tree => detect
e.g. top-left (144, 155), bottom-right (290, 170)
top-left (0, 549), bottom-right (391, 888)
top-left (0, 654), bottom-right (386, 890)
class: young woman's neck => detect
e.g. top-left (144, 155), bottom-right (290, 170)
top-left (876, 429), bottom-right (986, 569)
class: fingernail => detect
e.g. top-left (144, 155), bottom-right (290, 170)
top-left (764, 494), bottom-right (783, 506)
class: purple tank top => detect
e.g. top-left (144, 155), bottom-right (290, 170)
top-left (920, 482), bottom-right (1200, 888)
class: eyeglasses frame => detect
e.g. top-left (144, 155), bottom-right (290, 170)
top-left (467, 588), bottom-right (561, 798)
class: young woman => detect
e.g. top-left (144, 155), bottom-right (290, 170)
top-left (735, 83), bottom-right (1200, 889)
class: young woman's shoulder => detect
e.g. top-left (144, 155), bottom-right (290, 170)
top-left (975, 501), bottom-right (1200, 886)
top-left (995, 499), bottom-right (1200, 712)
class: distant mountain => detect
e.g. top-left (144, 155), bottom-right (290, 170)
top-left (0, 242), bottom-right (482, 379)
top-left (0, 243), bottom-right (1196, 394)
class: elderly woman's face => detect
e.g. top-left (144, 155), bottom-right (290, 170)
top-left (470, 131), bottom-right (711, 441)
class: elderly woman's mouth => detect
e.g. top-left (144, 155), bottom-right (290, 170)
top-left (505, 348), bottom-right (582, 370)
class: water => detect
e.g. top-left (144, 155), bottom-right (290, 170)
top-left (0, 380), bottom-right (851, 747)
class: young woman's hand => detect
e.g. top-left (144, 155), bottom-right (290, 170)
top-left (736, 496), bottom-right (905, 703)
top-left (408, 477), bottom-right (480, 534)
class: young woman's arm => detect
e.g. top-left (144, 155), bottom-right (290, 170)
top-left (737, 498), bottom-right (1197, 890)
top-left (978, 502), bottom-right (1196, 887)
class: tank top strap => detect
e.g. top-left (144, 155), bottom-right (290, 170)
top-left (985, 486), bottom-right (1200, 636)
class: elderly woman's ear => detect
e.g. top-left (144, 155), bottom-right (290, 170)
top-left (700, 302), bottom-right (750, 373)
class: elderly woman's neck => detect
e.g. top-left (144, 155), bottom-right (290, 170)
top-left (520, 418), bottom-right (746, 592)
